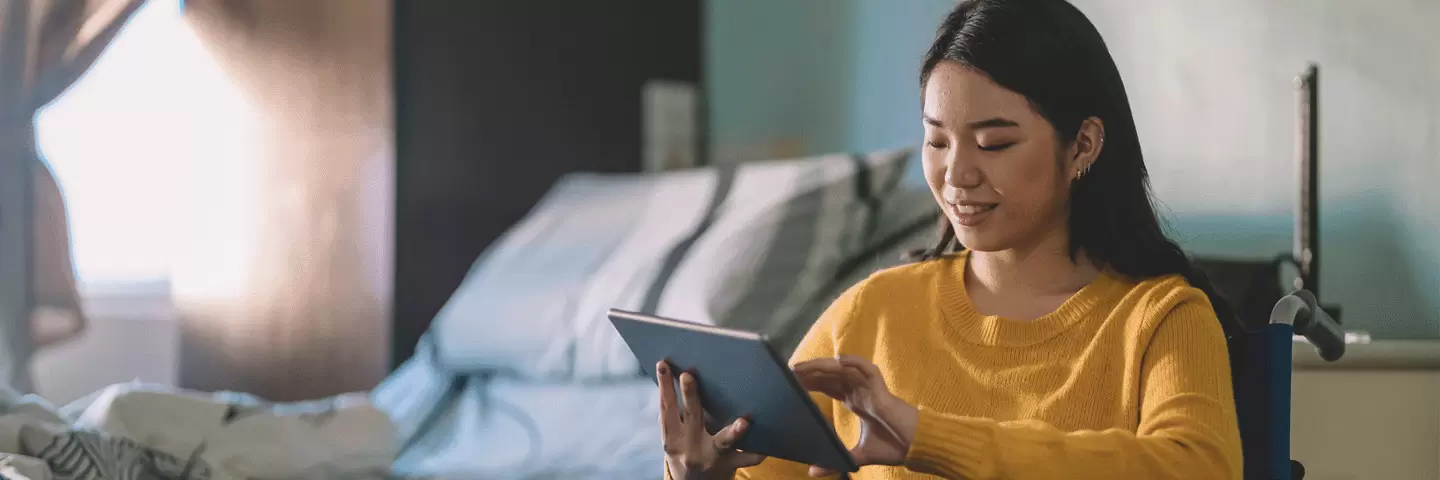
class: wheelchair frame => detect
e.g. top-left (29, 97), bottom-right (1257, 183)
top-left (1239, 289), bottom-right (1346, 480)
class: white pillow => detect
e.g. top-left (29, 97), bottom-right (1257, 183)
top-left (429, 149), bottom-right (922, 380)
top-left (576, 150), bottom-right (931, 378)
top-left (431, 169), bottom-right (717, 378)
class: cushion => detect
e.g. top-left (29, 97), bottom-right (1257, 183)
top-left (430, 149), bottom-right (927, 380)
top-left (430, 169), bottom-right (715, 379)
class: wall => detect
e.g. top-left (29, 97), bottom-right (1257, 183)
top-left (1072, 0), bottom-right (1440, 337)
top-left (707, 0), bottom-right (954, 166)
top-left (708, 0), bottom-right (1440, 338)
top-left (708, 0), bottom-right (852, 163)
top-left (32, 287), bottom-right (178, 406)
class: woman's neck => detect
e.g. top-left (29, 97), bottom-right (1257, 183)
top-left (967, 231), bottom-right (1099, 299)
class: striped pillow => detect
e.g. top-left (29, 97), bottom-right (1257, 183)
top-left (430, 149), bottom-right (928, 380)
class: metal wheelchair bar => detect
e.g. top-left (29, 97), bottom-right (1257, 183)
top-left (1272, 290), bottom-right (1346, 362)
top-left (1264, 290), bottom-right (1345, 480)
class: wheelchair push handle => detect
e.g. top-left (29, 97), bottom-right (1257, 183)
top-left (1270, 289), bottom-right (1345, 362)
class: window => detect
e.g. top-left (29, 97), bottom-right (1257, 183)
top-left (35, 0), bottom-right (255, 293)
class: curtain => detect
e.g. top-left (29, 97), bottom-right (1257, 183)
top-left (0, 0), bottom-right (144, 393)
top-left (175, 0), bottom-right (393, 401)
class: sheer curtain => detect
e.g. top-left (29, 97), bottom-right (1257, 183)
top-left (0, 0), bottom-right (144, 393)
top-left (175, 0), bottom-right (393, 401)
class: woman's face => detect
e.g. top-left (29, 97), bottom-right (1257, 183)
top-left (921, 62), bottom-right (1078, 253)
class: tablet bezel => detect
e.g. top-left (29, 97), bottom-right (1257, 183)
top-left (607, 309), bottom-right (859, 473)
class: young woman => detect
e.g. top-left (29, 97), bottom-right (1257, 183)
top-left (659, 0), bottom-right (1245, 478)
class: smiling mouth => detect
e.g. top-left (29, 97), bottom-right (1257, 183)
top-left (952, 203), bottom-right (998, 214)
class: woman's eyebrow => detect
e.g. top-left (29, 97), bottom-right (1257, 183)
top-left (967, 117), bottom-right (1019, 130)
top-left (922, 115), bottom-right (1019, 131)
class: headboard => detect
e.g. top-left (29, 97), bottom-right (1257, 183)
top-left (390, 0), bottom-right (704, 366)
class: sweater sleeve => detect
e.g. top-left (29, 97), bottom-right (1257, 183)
top-left (901, 296), bottom-right (1244, 480)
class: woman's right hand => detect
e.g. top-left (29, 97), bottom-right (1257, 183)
top-left (657, 360), bottom-right (766, 480)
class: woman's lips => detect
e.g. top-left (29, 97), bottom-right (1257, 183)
top-left (948, 203), bottom-right (997, 227)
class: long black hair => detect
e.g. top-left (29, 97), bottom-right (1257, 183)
top-left (913, 0), bottom-right (1247, 343)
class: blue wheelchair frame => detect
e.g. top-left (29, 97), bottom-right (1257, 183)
top-left (1236, 289), bottom-right (1346, 480)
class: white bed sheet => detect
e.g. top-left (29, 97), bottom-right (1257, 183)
top-left (374, 213), bottom-right (938, 480)
top-left (378, 342), bottom-right (663, 480)
top-left (399, 380), bottom-right (660, 479)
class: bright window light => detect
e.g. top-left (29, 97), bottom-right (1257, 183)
top-left (35, 0), bottom-right (259, 292)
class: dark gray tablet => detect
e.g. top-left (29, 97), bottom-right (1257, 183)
top-left (608, 309), bottom-right (858, 473)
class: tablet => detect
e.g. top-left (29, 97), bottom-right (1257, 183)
top-left (608, 309), bottom-right (858, 473)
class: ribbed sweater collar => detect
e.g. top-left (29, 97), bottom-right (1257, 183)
top-left (935, 250), bottom-right (1123, 347)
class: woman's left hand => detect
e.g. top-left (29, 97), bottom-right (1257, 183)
top-left (792, 355), bottom-right (919, 477)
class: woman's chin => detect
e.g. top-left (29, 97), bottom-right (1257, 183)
top-left (953, 225), bottom-right (1008, 252)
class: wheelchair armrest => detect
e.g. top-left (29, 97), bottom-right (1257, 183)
top-left (1271, 290), bottom-right (1345, 362)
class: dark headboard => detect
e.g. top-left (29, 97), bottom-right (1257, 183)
top-left (392, 0), bottom-right (704, 366)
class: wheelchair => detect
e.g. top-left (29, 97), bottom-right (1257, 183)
top-left (1235, 289), bottom-right (1347, 480)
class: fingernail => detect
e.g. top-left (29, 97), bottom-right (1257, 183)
top-left (656, 363), bottom-right (668, 374)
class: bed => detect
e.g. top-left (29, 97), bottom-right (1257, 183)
top-left (372, 149), bottom-right (938, 479)
top-left (0, 149), bottom-right (932, 480)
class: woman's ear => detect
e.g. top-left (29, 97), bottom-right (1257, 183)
top-left (1070, 117), bottom-right (1105, 178)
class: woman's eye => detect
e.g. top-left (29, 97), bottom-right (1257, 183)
top-left (978, 142), bottom-right (1015, 152)
top-left (926, 140), bottom-right (948, 149)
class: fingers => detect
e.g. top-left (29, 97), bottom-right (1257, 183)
top-left (680, 370), bottom-right (705, 433)
top-left (793, 357), bottom-right (843, 374)
top-left (795, 357), bottom-right (867, 399)
top-left (713, 418), bottom-right (767, 469)
top-left (802, 355), bottom-right (885, 392)
top-left (712, 417), bottom-right (748, 450)
top-left (838, 355), bottom-right (885, 383)
top-left (838, 364), bottom-right (872, 391)
top-left (656, 361), bottom-right (680, 445)
top-left (711, 415), bottom-right (748, 449)
top-left (794, 368), bottom-right (848, 400)
top-left (799, 355), bottom-right (883, 376)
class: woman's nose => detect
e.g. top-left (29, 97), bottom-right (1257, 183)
top-left (944, 161), bottom-right (982, 190)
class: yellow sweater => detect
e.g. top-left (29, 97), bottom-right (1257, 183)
top-left (697, 251), bottom-right (1242, 479)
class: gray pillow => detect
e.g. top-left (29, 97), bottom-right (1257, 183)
top-left (430, 149), bottom-right (927, 380)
